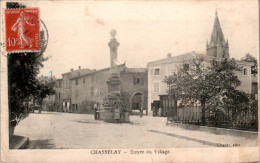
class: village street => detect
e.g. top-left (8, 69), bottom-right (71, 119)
top-left (14, 112), bottom-right (257, 149)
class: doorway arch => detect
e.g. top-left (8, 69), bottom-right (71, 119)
top-left (129, 91), bottom-right (145, 113)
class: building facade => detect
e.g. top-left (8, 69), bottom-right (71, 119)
top-left (54, 79), bottom-right (63, 112)
top-left (147, 11), bottom-right (256, 114)
top-left (69, 64), bottom-right (148, 114)
top-left (60, 67), bottom-right (92, 112)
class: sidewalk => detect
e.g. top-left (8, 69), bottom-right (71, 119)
top-left (144, 116), bottom-right (258, 147)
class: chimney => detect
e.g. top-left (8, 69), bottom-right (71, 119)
top-left (70, 68), bottom-right (74, 72)
top-left (79, 66), bottom-right (81, 70)
top-left (167, 53), bottom-right (172, 58)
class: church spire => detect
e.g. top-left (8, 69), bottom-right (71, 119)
top-left (206, 10), bottom-right (229, 58)
top-left (210, 9), bottom-right (225, 45)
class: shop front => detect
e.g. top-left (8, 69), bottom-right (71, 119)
top-left (62, 99), bottom-right (71, 112)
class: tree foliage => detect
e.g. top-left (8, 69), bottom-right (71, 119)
top-left (35, 76), bottom-right (56, 103)
top-left (164, 57), bottom-right (243, 124)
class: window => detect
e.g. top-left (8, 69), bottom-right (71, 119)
top-left (154, 82), bottom-right (159, 93)
top-left (83, 78), bottom-right (85, 84)
top-left (59, 92), bottom-right (61, 99)
top-left (243, 68), bottom-right (248, 76)
top-left (133, 77), bottom-right (143, 85)
top-left (136, 78), bottom-right (140, 84)
top-left (59, 81), bottom-right (61, 88)
top-left (154, 68), bottom-right (160, 75)
top-left (76, 80), bottom-right (78, 85)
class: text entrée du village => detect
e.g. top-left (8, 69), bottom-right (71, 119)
top-left (90, 149), bottom-right (170, 155)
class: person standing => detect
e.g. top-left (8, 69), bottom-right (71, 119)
top-left (97, 104), bottom-right (100, 120)
top-left (140, 108), bottom-right (143, 118)
top-left (94, 103), bottom-right (98, 120)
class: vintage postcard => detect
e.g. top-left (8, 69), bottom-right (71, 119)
top-left (0, 0), bottom-right (259, 162)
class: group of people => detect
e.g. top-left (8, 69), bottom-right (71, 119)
top-left (93, 102), bottom-right (144, 120)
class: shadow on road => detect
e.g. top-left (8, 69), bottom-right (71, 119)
top-left (29, 139), bottom-right (56, 149)
top-left (74, 120), bottom-right (101, 124)
top-left (39, 112), bottom-right (62, 114)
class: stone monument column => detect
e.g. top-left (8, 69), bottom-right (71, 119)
top-left (107, 30), bottom-right (121, 94)
top-left (108, 29), bottom-right (120, 74)
top-left (100, 30), bottom-right (129, 123)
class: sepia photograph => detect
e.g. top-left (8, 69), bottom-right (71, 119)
top-left (0, 0), bottom-right (259, 162)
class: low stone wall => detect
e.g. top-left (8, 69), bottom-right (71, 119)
top-left (170, 123), bottom-right (258, 140)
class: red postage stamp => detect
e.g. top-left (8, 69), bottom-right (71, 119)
top-left (5, 8), bottom-right (40, 52)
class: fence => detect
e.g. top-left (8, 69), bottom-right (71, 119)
top-left (167, 103), bottom-right (258, 131)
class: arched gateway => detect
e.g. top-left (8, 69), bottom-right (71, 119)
top-left (129, 91), bottom-right (146, 114)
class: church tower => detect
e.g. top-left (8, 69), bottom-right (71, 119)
top-left (206, 10), bottom-right (229, 58)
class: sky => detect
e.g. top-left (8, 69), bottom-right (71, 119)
top-left (19, 0), bottom-right (259, 79)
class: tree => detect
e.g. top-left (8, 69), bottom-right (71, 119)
top-left (35, 76), bottom-right (56, 112)
top-left (7, 2), bottom-right (54, 130)
top-left (222, 89), bottom-right (249, 123)
top-left (241, 53), bottom-right (258, 76)
top-left (164, 57), bottom-right (242, 125)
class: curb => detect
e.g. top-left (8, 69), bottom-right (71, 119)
top-left (149, 129), bottom-right (218, 147)
top-left (10, 135), bottom-right (29, 149)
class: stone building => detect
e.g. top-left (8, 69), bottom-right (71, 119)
top-left (69, 64), bottom-right (148, 114)
top-left (43, 78), bottom-right (64, 112)
top-left (54, 79), bottom-right (63, 112)
top-left (69, 65), bottom-right (126, 113)
top-left (147, 11), bottom-right (256, 114)
top-left (60, 67), bottom-right (92, 112)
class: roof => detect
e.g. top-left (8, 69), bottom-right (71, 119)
top-left (69, 64), bottom-right (126, 80)
top-left (70, 68), bottom-right (92, 79)
top-left (147, 51), bottom-right (205, 67)
top-left (147, 51), bottom-right (254, 67)
top-left (123, 68), bottom-right (147, 73)
top-left (61, 68), bottom-right (92, 76)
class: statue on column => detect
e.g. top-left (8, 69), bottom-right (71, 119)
top-left (108, 29), bottom-right (120, 74)
top-left (107, 29), bottom-right (121, 94)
